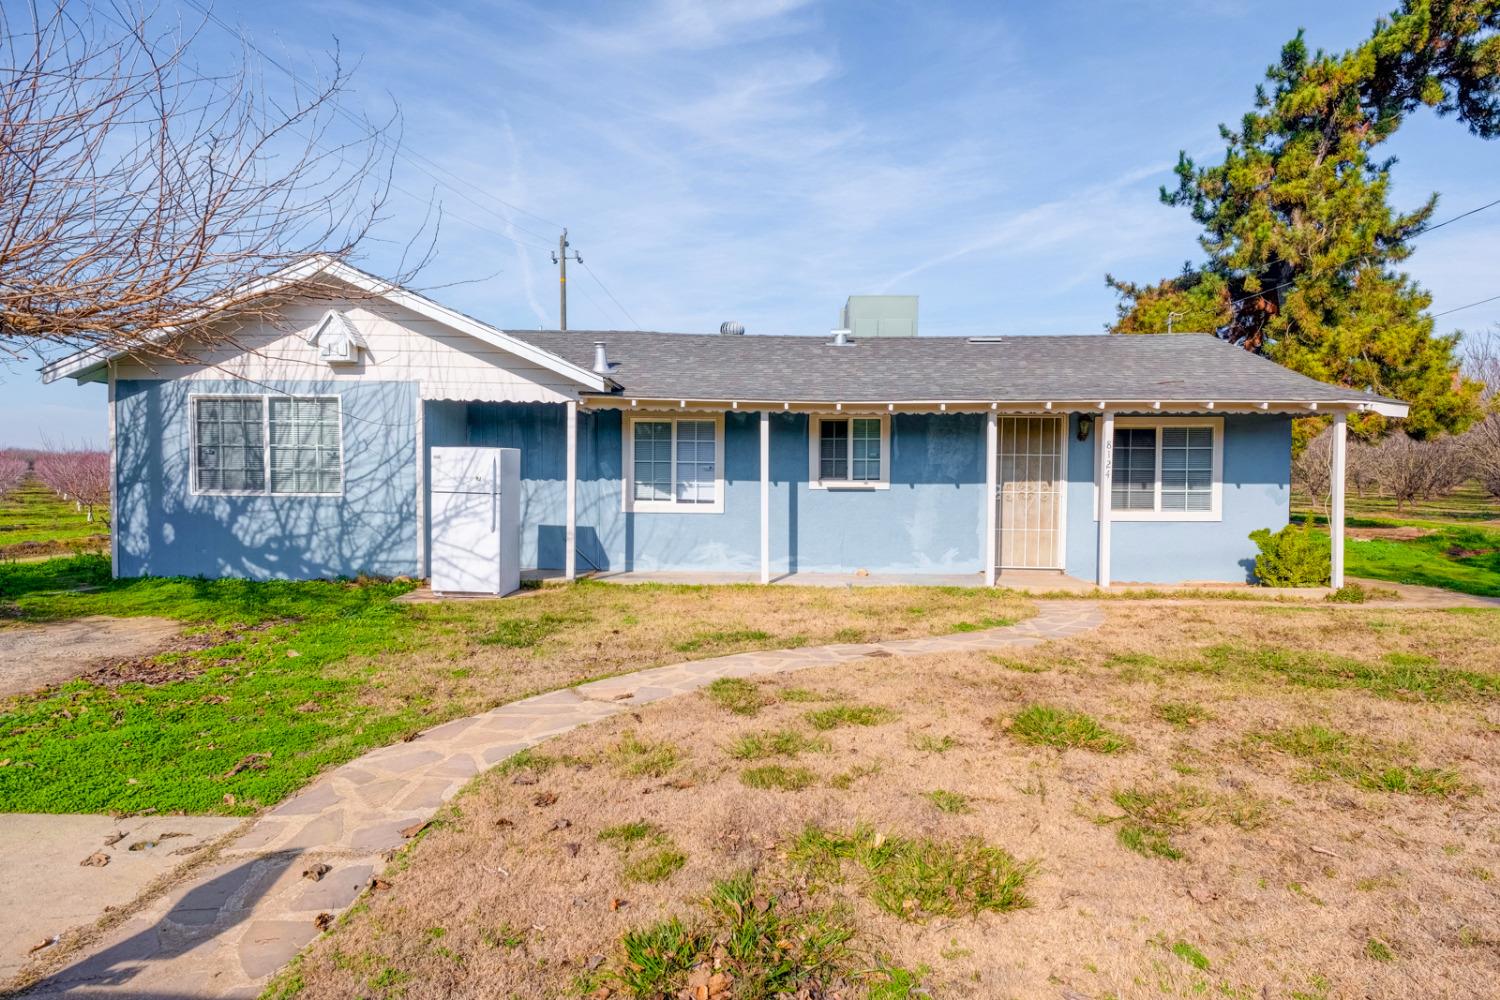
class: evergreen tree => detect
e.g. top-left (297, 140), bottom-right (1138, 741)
top-left (1110, 1), bottom-right (1499, 439)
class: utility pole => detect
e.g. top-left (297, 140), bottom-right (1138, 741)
top-left (551, 229), bottom-right (582, 331)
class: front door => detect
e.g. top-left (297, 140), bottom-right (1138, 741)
top-left (996, 416), bottom-right (1066, 570)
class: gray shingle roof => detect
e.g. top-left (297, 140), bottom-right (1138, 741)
top-left (505, 330), bottom-right (1404, 407)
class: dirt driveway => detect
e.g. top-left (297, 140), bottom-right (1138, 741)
top-left (0, 617), bottom-right (181, 698)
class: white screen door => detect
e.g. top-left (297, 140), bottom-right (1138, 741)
top-left (997, 416), bottom-right (1065, 570)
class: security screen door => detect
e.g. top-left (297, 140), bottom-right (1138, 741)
top-left (996, 416), bottom-right (1065, 570)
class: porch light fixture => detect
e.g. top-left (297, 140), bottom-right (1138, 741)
top-left (1077, 414), bottom-right (1094, 441)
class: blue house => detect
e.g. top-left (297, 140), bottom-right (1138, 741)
top-left (43, 258), bottom-right (1406, 589)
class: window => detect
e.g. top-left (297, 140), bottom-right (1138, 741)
top-left (194, 397), bottom-right (266, 492)
top-left (1101, 418), bottom-right (1221, 520)
top-left (624, 415), bottom-right (723, 512)
top-left (809, 415), bottom-right (889, 488)
top-left (192, 395), bottom-right (343, 496)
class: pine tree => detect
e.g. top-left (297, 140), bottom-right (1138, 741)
top-left (1109, 1), bottom-right (1500, 439)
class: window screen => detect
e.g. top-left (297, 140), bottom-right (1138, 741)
top-left (819, 419), bottom-right (849, 480)
top-left (1160, 426), bottom-right (1214, 511)
top-left (194, 397), bottom-right (266, 492)
top-left (1111, 427), bottom-right (1156, 511)
top-left (632, 421), bottom-right (672, 501)
top-left (674, 420), bottom-right (717, 504)
top-left (269, 397), bottom-right (342, 494)
top-left (851, 418), bottom-right (881, 481)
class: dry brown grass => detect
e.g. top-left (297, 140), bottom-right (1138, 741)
top-left (337, 580), bottom-right (1035, 723)
top-left (276, 602), bottom-right (1500, 1000)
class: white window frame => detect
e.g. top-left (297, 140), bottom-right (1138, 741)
top-left (808, 413), bottom-right (891, 490)
top-left (1093, 415), bottom-right (1222, 522)
top-left (189, 393), bottom-right (346, 498)
top-left (622, 412), bottom-right (725, 514)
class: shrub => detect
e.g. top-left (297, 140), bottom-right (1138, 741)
top-left (1249, 522), bottom-right (1330, 587)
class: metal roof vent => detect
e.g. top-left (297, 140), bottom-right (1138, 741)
top-left (592, 341), bottom-right (619, 375)
top-left (719, 321), bottom-right (745, 336)
top-left (966, 336), bottom-right (1004, 343)
top-left (829, 329), bottom-right (853, 346)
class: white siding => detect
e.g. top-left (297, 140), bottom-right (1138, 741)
top-left (113, 297), bottom-right (579, 403)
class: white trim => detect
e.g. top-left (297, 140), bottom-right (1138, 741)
top-left (1097, 411), bottom-right (1114, 587)
top-left (984, 411), bottom-right (997, 586)
top-left (580, 396), bottom-right (1410, 418)
top-left (621, 412), bottom-right (726, 514)
top-left (760, 410), bottom-right (771, 584)
top-left (415, 394), bottom-right (427, 579)
top-left (807, 413), bottom-right (892, 490)
top-left (108, 364), bottom-right (118, 579)
top-left (566, 400), bottom-right (578, 579)
top-left (1091, 415), bottom-right (1224, 522)
top-left (1331, 412), bottom-right (1347, 588)
top-left (187, 392), bottom-right (345, 497)
top-left (42, 256), bottom-right (610, 392)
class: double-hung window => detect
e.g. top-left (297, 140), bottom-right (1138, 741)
top-left (624, 415), bottom-right (723, 512)
top-left (192, 395), bottom-right (343, 496)
top-left (1103, 417), bottom-right (1221, 520)
top-left (809, 415), bottom-right (889, 489)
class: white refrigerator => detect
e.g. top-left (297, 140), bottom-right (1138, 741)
top-left (429, 447), bottom-right (521, 595)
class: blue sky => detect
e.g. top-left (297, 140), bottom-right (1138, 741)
top-left (7, 0), bottom-right (1498, 446)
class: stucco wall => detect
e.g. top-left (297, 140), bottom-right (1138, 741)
top-left (458, 405), bottom-right (987, 576)
top-left (114, 379), bottom-right (419, 580)
top-left (1063, 412), bottom-right (1292, 584)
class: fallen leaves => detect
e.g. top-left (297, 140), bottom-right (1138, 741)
top-left (533, 790), bottom-right (558, 807)
top-left (224, 752), bottom-right (272, 777)
top-left (102, 831), bottom-right (126, 846)
top-left (314, 912), bottom-right (334, 931)
top-left (399, 820), bottom-right (432, 839)
top-left (79, 851), bottom-right (110, 867)
top-left (303, 863), bottom-right (332, 882)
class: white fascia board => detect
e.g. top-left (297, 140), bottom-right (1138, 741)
top-left (39, 255), bottom-right (610, 393)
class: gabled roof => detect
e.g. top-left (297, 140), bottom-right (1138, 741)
top-left (40, 256), bottom-right (612, 393)
top-left (506, 329), bottom-right (1409, 415)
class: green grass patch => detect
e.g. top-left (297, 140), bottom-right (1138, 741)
top-left (909, 732), bottom-right (960, 753)
top-left (727, 728), bottom-right (829, 760)
top-left (1160, 642), bottom-right (1499, 703)
top-left (804, 703), bottom-right (898, 731)
top-left (478, 611), bottom-right (591, 648)
top-left (1251, 724), bottom-right (1473, 797)
top-left (1171, 940), bottom-right (1211, 971)
top-left (607, 731), bottom-right (682, 778)
top-left (1008, 704), bottom-right (1130, 753)
top-left (1311, 522), bottom-right (1500, 599)
top-left (778, 686), bottom-right (829, 702)
top-left (0, 560), bottom-right (422, 814)
top-left (1365, 937), bottom-right (1396, 962)
top-left (924, 789), bottom-right (971, 814)
top-left (704, 677), bottom-right (767, 716)
top-left (741, 764), bottom-right (817, 791)
top-left (623, 847), bottom-right (688, 884)
top-left (1153, 701), bottom-right (1215, 728)
top-left (1111, 782), bottom-right (1267, 861)
top-left (788, 824), bottom-right (1032, 922)
top-left (598, 820), bottom-right (668, 847)
top-left (948, 615), bottom-right (1014, 633)
top-left (673, 627), bottom-right (774, 653)
top-left (593, 872), bottom-right (858, 999)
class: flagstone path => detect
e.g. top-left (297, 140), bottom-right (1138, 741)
top-left (19, 600), bottom-right (1104, 999)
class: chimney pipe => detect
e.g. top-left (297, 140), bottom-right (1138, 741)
top-left (592, 341), bottom-right (617, 375)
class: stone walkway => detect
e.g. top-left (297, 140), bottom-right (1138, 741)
top-left (16, 601), bottom-right (1104, 999)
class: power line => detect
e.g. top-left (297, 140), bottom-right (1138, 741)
top-left (1431, 292), bottom-right (1500, 319)
top-left (580, 259), bottom-right (642, 330)
top-left (182, 0), bottom-right (563, 249)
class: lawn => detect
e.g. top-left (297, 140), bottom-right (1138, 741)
top-left (0, 557), bottom-right (1033, 815)
top-left (270, 600), bottom-right (1500, 1000)
top-left (0, 476), bottom-right (108, 559)
top-left (1294, 482), bottom-right (1500, 598)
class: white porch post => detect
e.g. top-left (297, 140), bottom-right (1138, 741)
top-left (1330, 411), bottom-right (1347, 588)
top-left (107, 363), bottom-right (118, 581)
top-left (1096, 410), bottom-right (1114, 588)
top-left (565, 399), bottom-right (578, 581)
top-left (760, 410), bottom-right (771, 584)
top-left (984, 411), bottom-right (998, 586)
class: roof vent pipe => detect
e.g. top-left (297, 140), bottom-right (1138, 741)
top-left (592, 341), bottom-right (619, 375)
top-left (720, 321), bottom-right (745, 335)
top-left (829, 329), bottom-right (853, 346)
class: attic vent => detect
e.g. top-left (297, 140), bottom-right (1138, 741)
top-left (720, 321), bottom-right (745, 336)
top-left (966, 336), bottom-right (1004, 344)
top-left (309, 309), bottom-right (366, 366)
top-left (828, 329), bottom-right (853, 346)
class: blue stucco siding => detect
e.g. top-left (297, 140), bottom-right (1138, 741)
top-left (114, 379), bottom-right (419, 580)
top-left (450, 405), bottom-right (987, 576)
top-left (1064, 413), bottom-right (1292, 584)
